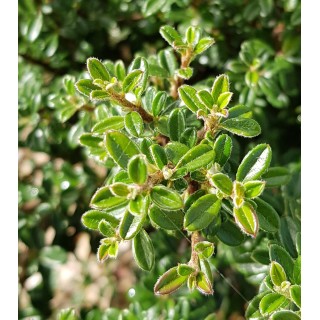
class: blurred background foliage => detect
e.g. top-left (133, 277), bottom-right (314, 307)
top-left (18, 0), bottom-right (300, 319)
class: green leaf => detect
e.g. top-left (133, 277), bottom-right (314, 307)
top-left (194, 241), bottom-right (215, 259)
top-left (124, 112), bottom-right (144, 137)
top-left (176, 144), bottom-right (215, 172)
top-left (79, 133), bottom-right (103, 148)
top-left (142, 0), bottom-right (164, 16)
top-left (212, 134), bottom-right (232, 167)
top-left (97, 243), bottom-right (110, 262)
top-left (244, 180), bottom-right (265, 198)
top-left (177, 264), bottom-right (195, 277)
top-left (154, 266), bottom-right (188, 295)
top-left (185, 189), bottom-right (206, 211)
top-left (129, 57), bottom-right (149, 95)
top-left (216, 219), bottom-right (245, 246)
top-left (98, 220), bottom-right (116, 238)
top-left (180, 128), bottom-right (197, 148)
top-left (236, 144), bottom-right (272, 182)
top-left (245, 291), bottom-right (270, 319)
top-left (245, 70), bottom-right (259, 87)
top-left (233, 202), bottom-right (259, 237)
top-left (184, 194), bottom-right (221, 231)
top-left (92, 116), bottom-right (124, 133)
top-left (178, 85), bottom-right (206, 113)
top-left (107, 242), bottom-right (119, 258)
top-left (251, 249), bottom-right (270, 265)
top-left (115, 60), bottom-right (126, 81)
top-left (119, 211), bottom-right (146, 240)
top-left (90, 186), bottom-right (128, 210)
top-left (87, 58), bottom-right (110, 81)
top-left (211, 74), bottom-right (230, 103)
top-left (158, 48), bottom-right (178, 76)
top-left (280, 216), bottom-right (299, 258)
top-left (150, 185), bottom-right (183, 210)
top-left (113, 171), bottom-right (132, 184)
top-left (293, 256), bottom-right (301, 285)
top-left (128, 195), bottom-right (149, 216)
top-left (128, 155), bottom-right (148, 185)
top-left (168, 109), bottom-right (186, 142)
top-left (57, 308), bottom-right (79, 320)
top-left (197, 90), bottom-right (214, 110)
top-left (270, 261), bottom-right (287, 286)
top-left (75, 79), bottom-right (100, 97)
top-left (196, 271), bottom-right (213, 295)
top-left (110, 182), bottom-right (132, 197)
top-left (220, 118), bottom-right (261, 138)
top-left (259, 293), bottom-right (287, 315)
top-left (132, 230), bottom-right (155, 271)
top-left (150, 144), bottom-right (168, 169)
top-left (269, 244), bottom-right (295, 280)
top-left (227, 104), bottom-right (252, 119)
top-left (254, 198), bottom-right (280, 233)
top-left (194, 37), bottom-right (215, 55)
top-left (81, 210), bottom-right (119, 230)
top-left (270, 310), bottom-right (301, 320)
top-left (159, 25), bottom-right (184, 47)
top-left (105, 131), bottom-right (139, 169)
top-left (290, 285), bottom-right (301, 308)
top-left (149, 205), bottom-right (184, 230)
top-left (152, 91), bottom-right (167, 117)
top-left (199, 258), bottom-right (213, 284)
top-left (217, 92), bottom-right (233, 109)
top-left (122, 69), bottom-right (143, 93)
top-left (262, 167), bottom-right (291, 187)
top-left (185, 26), bottom-right (201, 46)
top-left (210, 173), bottom-right (233, 195)
top-left (165, 142), bottom-right (189, 165)
top-left (90, 90), bottom-right (110, 101)
top-left (176, 67), bottom-right (193, 80)
top-left (202, 214), bottom-right (222, 241)
top-left (148, 63), bottom-right (169, 78)
top-left (140, 138), bottom-right (155, 164)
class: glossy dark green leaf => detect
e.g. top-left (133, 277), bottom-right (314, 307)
top-left (132, 230), bottom-right (155, 271)
top-left (128, 57), bottom-right (149, 95)
top-left (82, 210), bottom-right (119, 230)
top-left (180, 128), bottom-right (197, 148)
top-left (152, 91), bottom-right (167, 117)
top-left (244, 180), bottom-right (265, 198)
top-left (255, 198), bottom-right (280, 233)
top-left (251, 249), bottom-right (270, 265)
top-left (122, 70), bottom-right (143, 93)
top-left (92, 116), bottom-right (124, 134)
top-left (270, 261), bottom-right (287, 286)
top-left (176, 144), bottom-right (215, 172)
top-left (98, 220), bottom-right (116, 238)
top-left (140, 138), bottom-right (155, 164)
top-left (150, 185), bottom-right (183, 210)
top-left (270, 310), bottom-right (301, 320)
top-left (165, 142), bottom-right (189, 165)
top-left (280, 216), bottom-right (299, 258)
top-left (150, 144), bottom-right (168, 169)
top-left (220, 118), bottom-right (261, 138)
top-left (290, 285), bottom-right (301, 308)
top-left (119, 211), bottom-right (146, 240)
top-left (259, 293), bottom-right (287, 315)
top-left (184, 194), bottom-right (221, 231)
top-left (194, 37), bottom-right (215, 55)
top-left (262, 167), bottom-right (291, 187)
top-left (124, 112), bottom-right (144, 137)
top-left (212, 134), bottom-right (232, 167)
top-left (293, 256), bottom-right (301, 285)
top-left (79, 133), bottom-right (103, 148)
top-left (105, 131), bottom-right (139, 169)
top-left (168, 109), bottom-right (186, 141)
top-left (149, 205), bottom-right (184, 230)
top-left (211, 74), bottom-right (230, 103)
top-left (75, 79), bottom-right (100, 97)
top-left (185, 190), bottom-right (206, 211)
top-left (216, 219), bottom-right (245, 246)
top-left (178, 85), bottom-right (206, 113)
top-left (210, 173), bottom-right (233, 195)
top-left (158, 48), bottom-right (178, 76)
top-left (245, 291), bottom-right (270, 319)
top-left (90, 186), bottom-right (128, 210)
top-left (236, 144), bottom-right (272, 182)
top-left (202, 214), bottom-right (222, 241)
top-left (269, 244), bottom-right (295, 280)
top-left (233, 202), bottom-right (259, 238)
top-left (154, 266), bottom-right (188, 295)
top-left (159, 25), bottom-right (184, 47)
top-left (128, 155), bottom-right (148, 185)
top-left (87, 58), bottom-right (110, 81)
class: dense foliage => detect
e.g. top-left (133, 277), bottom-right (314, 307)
top-left (19, 1), bottom-right (300, 319)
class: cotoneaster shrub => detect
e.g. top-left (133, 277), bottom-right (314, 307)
top-left (72, 25), bottom-right (301, 319)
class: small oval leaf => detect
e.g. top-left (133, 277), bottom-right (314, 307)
top-left (132, 230), bottom-right (155, 271)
